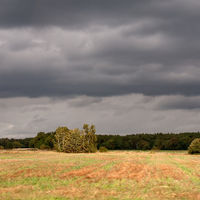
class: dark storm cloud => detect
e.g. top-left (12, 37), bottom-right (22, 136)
top-left (0, 63), bottom-right (200, 98)
top-left (1, 0), bottom-right (200, 29)
top-left (0, 0), bottom-right (145, 28)
top-left (0, 0), bottom-right (161, 28)
top-left (0, 0), bottom-right (200, 98)
top-left (156, 96), bottom-right (200, 110)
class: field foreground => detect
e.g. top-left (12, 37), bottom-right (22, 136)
top-left (0, 150), bottom-right (199, 200)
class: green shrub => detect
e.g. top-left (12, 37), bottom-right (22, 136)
top-left (188, 138), bottom-right (200, 154)
top-left (99, 146), bottom-right (108, 152)
top-left (40, 144), bottom-right (50, 150)
top-left (151, 146), bottom-right (160, 151)
top-left (12, 141), bottom-right (22, 148)
top-left (0, 145), bottom-right (4, 150)
top-left (136, 140), bottom-right (151, 150)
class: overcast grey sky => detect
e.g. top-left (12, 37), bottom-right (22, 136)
top-left (1, 0), bottom-right (200, 138)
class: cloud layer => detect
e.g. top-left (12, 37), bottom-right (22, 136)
top-left (0, 0), bottom-right (200, 98)
top-left (1, 95), bottom-right (200, 138)
top-left (0, 0), bottom-right (200, 136)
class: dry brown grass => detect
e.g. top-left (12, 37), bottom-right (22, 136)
top-left (59, 161), bottom-right (185, 182)
top-left (0, 150), bottom-right (199, 200)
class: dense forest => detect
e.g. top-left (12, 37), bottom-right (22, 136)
top-left (0, 131), bottom-right (200, 150)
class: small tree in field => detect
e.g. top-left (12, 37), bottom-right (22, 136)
top-left (55, 124), bottom-right (97, 153)
top-left (55, 127), bottom-right (70, 152)
top-left (83, 124), bottom-right (97, 153)
top-left (188, 138), bottom-right (200, 154)
top-left (62, 128), bottom-right (83, 153)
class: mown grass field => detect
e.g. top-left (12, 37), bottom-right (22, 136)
top-left (0, 150), bottom-right (199, 200)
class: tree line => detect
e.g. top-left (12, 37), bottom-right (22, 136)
top-left (0, 130), bottom-right (200, 151)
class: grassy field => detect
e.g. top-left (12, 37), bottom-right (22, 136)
top-left (0, 150), bottom-right (199, 200)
